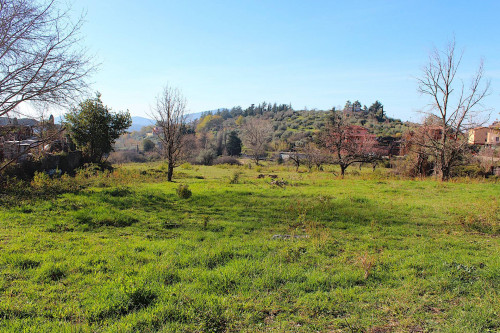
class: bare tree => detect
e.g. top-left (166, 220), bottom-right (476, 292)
top-left (417, 39), bottom-right (490, 180)
top-left (323, 110), bottom-right (380, 177)
top-left (288, 148), bottom-right (302, 171)
top-left (150, 85), bottom-right (187, 182)
top-left (241, 118), bottom-right (272, 165)
top-left (301, 142), bottom-right (328, 172)
top-left (0, 0), bottom-right (94, 118)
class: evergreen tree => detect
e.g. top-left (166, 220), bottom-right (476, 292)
top-left (226, 131), bottom-right (242, 156)
top-left (65, 93), bottom-right (131, 163)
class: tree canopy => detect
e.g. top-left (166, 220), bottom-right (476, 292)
top-left (65, 94), bottom-right (131, 163)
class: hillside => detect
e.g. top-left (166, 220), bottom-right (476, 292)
top-left (115, 101), bottom-right (410, 155)
top-left (198, 101), bottom-right (409, 138)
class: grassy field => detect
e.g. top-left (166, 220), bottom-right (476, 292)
top-left (0, 163), bottom-right (499, 332)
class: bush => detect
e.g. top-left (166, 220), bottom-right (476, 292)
top-left (229, 171), bottom-right (242, 184)
top-left (196, 149), bottom-right (217, 166)
top-left (451, 164), bottom-right (486, 178)
top-left (108, 150), bottom-right (147, 164)
top-left (176, 184), bottom-right (192, 199)
top-left (142, 139), bottom-right (155, 152)
top-left (30, 171), bottom-right (52, 191)
top-left (213, 156), bottom-right (241, 166)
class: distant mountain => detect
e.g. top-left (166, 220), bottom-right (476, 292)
top-left (129, 116), bottom-right (154, 132)
top-left (0, 117), bottom-right (38, 126)
top-left (186, 111), bottom-right (204, 121)
top-left (129, 112), bottom-right (209, 132)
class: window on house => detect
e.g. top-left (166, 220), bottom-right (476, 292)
top-left (496, 137), bottom-right (499, 142)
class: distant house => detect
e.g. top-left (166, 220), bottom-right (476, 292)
top-left (468, 123), bottom-right (500, 145)
top-left (3, 140), bottom-right (38, 161)
top-left (0, 116), bottom-right (67, 162)
top-left (345, 125), bottom-right (377, 143)
top-left (279, 152), bottom-right (306, 161)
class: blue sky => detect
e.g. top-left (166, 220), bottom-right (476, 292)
top-left (75, 0), bottom-right (500, 122)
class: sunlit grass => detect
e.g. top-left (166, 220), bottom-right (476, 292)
top-left (0, 163), bottom-right (498, 332)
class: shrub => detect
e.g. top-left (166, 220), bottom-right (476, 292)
top-left (30, 171), bottom-right (52, 191)
top-left (451, 164), bottom-right (486, 178)
top-left (213, 156), bottom-right (241, 166)
top-left (176, 184), bottom-right (192, 199)
top-left (229, 171), bottom-right (242, 184)
top-left (196, 149), bottom-right (217, 166)
top-left (142, 139), bottom-right (155, 152)
top-left (108, 150), bottom-right (147, 164)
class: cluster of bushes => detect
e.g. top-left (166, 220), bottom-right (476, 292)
top-left (391, 153), bottom-right (498, 179)
top-left (0, 163), bottom-right (171, 202)
top-left (1, 151), bottom-right (83, 180)
top-left (108, 150), bottom-right (161, 164)
top-left (188, 151), bottom-right (241, 166)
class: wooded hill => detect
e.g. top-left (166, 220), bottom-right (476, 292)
top-left (197, 100), bottom-right (409, 139)
top-left (115, 100), bottom-right (410, 155)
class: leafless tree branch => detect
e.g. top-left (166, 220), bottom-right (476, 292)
top-left (0, 0), bottom-right (95, 118)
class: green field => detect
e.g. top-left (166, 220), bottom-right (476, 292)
top-left (0, 163), bottom-right (499, 332)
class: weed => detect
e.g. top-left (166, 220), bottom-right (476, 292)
top-left (176, 184), bottom-right (192, 199)
top-left (198, 299), bottom-right (227, 333)
top-left (128, 285), bottom-right (158, 311)
top-left (180, 162), bottom-right (192, 170)
top-left (38, 264), bottom-right (66, 282)
top-left (203, 216), bottom-right (210, 230)
top-left (11, 257), bottom-right (40, 269)
top-left (162, 220), bottom-right (180, 229)
top-left (103, 186), bottom-right (132, 197)
top-left (229, 171), bottom-right (242, 184)
top-left (359, 252), bottom-right (376, 280)
top-left (446, 262), bottom-right (478, 284)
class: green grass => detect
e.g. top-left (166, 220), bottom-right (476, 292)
top-left (0, 163), bottom-right (498, 332)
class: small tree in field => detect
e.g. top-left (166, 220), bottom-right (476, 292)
top-left (323, 110), bottom-right (380, 177)
top-left (416, 39), bottom-right (490, 180)
top-left (65, 94), bottom-right (131, 163)
top-left (302, 142), bottom-right (328, 171)
top-left (142, 139), bottom-right (155, 152)
top-left (150, 85), bottom-right (186, 182)
top-left (241, 118), bottom-right (272, 165)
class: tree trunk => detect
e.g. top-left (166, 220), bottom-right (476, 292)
top-left (340, 165), bottom-right (346, 177)
top-left (167, 162), bottom-right (174, 182)
top-left (441, 163), bottom-right (450, 181)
